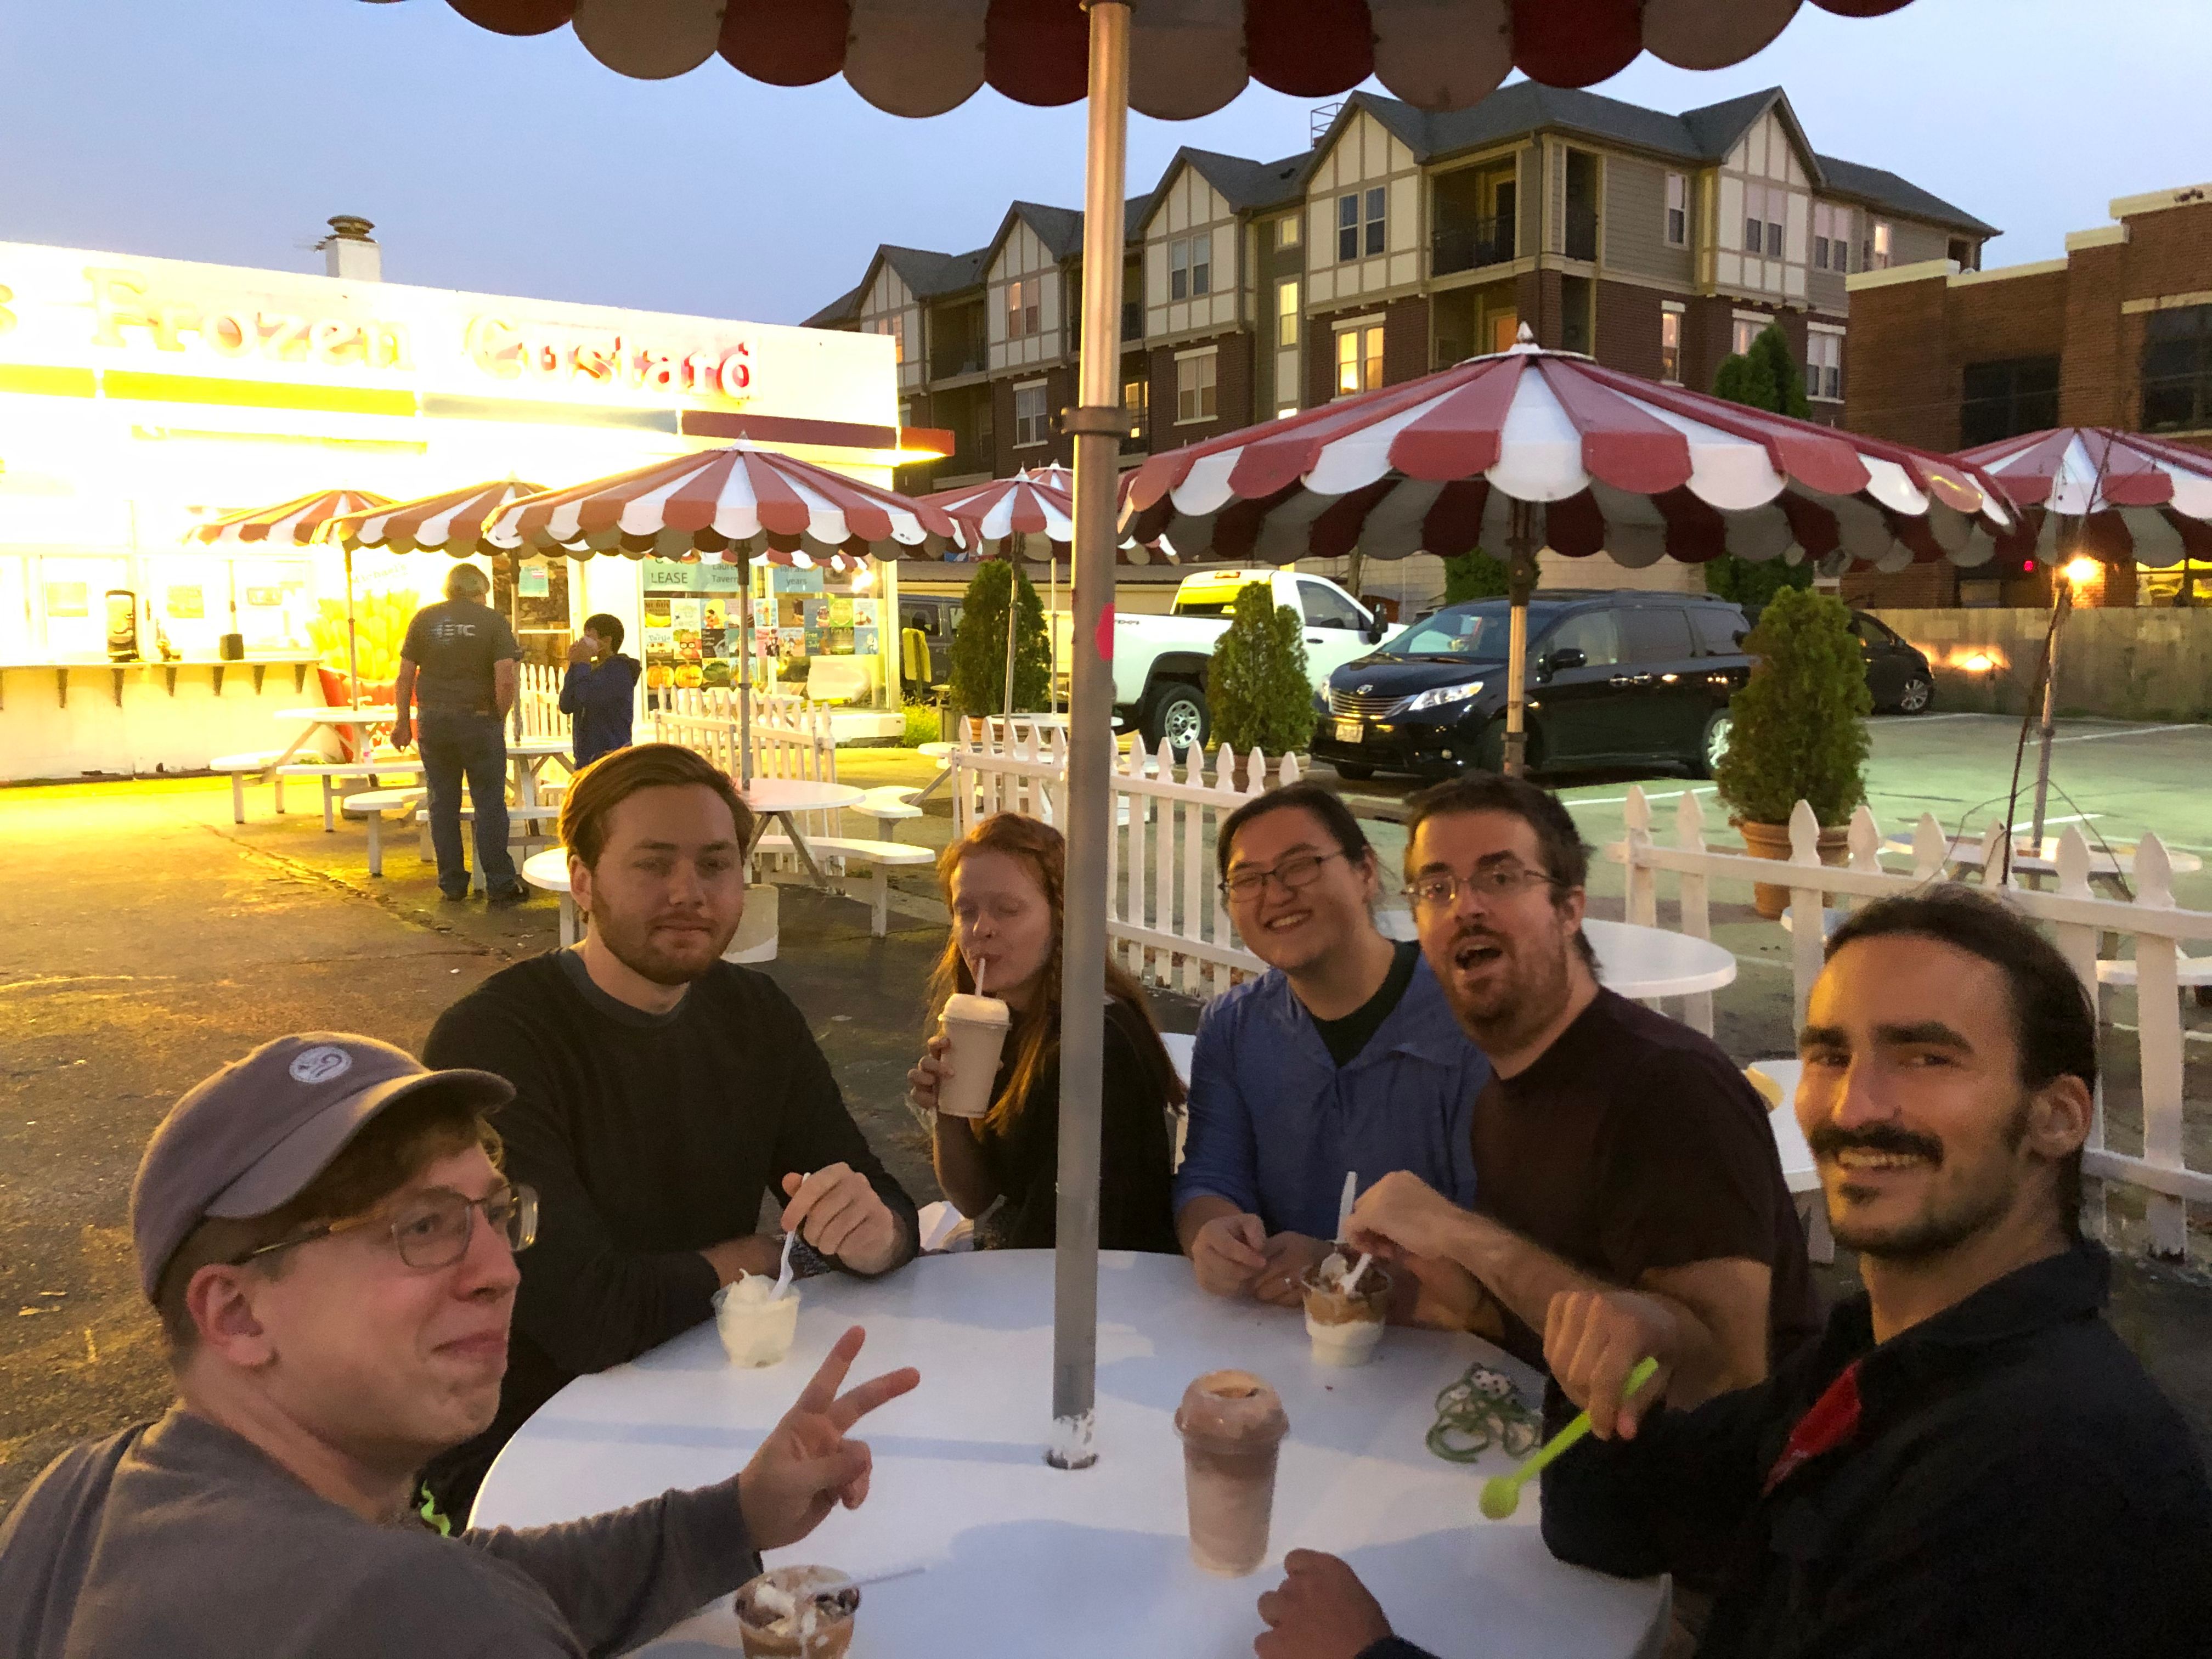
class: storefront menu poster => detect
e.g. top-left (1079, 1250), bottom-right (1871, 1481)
top-left (517, 564), bottom-right (551, 599)
top-left (166, 585), bottom-right (205, 619)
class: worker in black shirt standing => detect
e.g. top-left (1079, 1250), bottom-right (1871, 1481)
top-left (392, 563), bottom-right (526, 905)
top-left (420, 743), bottom-right (917, 1520)
top-left (1260, 888), bottom-right (2212, 1659)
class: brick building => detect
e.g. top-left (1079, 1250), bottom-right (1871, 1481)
top-left (809, 84), bottom-right (1991, 610)
top-left (1844, 182), bottom-right (2212, 610)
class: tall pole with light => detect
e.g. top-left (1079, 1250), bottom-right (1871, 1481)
top-left (2027, 551), bottom-right (2101, 850)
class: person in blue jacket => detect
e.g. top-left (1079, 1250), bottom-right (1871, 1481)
top-left (1176, 781), bottom-right (1489, 1317)
top-left (560, 613), bottom-right (641, 770)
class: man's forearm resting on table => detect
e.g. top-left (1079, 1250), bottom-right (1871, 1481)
top-left (1436, 1211), bottom-right (1767, 1407)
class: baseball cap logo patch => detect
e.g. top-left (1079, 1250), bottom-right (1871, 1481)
top-left (288, 1045), bottom-right (354, 1086)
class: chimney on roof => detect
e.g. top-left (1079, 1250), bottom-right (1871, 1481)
top-left (319, 215), bottom-right (381, 282)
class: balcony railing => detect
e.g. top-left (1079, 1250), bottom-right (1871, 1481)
top-left (1430, 215), bottom-right (1516, 276)
top-left (930, 348), bottom-right (986, 381)
top-left (1564, 204), bottom-right (1598, 262)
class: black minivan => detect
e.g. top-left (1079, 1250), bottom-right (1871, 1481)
top-left (1311, 590), bottom-right (1752, 781)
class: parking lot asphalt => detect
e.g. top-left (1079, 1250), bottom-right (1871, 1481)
top-left (3, 713), bottom-right (2208, 1511)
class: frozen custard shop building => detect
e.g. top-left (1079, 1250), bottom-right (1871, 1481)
top-left (0, 219), bottom-right (928, 782)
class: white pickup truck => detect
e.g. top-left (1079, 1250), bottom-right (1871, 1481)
top-left (1112, 569), bottom-right (1384, 751)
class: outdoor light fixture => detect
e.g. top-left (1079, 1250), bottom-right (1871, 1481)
top-left (1962, 652), bottom-right (1995, 673)
top-left (2062, 555), bottom-right (2101, 588)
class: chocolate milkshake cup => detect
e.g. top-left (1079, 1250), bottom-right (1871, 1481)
top-left (733, 1566), bottom-right (859, 1658)
top-left (1173, 1369), bottom-right (1291, 1577)
top-left (936, 991), bottom-right (1011, 1119)
top-left (1301, 1255), bottom-right (1392, 1368)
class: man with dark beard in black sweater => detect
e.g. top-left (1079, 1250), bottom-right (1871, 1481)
top-left (420, 743), bottom-right (916, 1520)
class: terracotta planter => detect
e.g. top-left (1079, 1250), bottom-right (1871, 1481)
top-left (1736, 819), bottom-right (1850, 921)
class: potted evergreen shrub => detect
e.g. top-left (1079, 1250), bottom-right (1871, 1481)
top-left (1712, 586), bottom-right (1870, 919)
top-left (1207, 579), bottom-right (1312, 773)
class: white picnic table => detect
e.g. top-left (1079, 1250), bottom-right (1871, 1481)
top-left (267, 704), bottom-right (396, 769)
top-left (1743, 1058), bottom-right (1832, 1265)
top-left (746, 775), bottom-right (864, 887)
top-left (470, 1251), bottom-right (1667, 1659)
top-left (1880, 832), bottom-right (2202, 891)
top-left (506, 736), bottom-right (573, 812)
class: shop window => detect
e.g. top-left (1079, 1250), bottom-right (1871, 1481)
top-left (2142, 304), bottom-right (2212, 433)
top-left (1176, 351), bottom-right (1217, 423)
top-left (1665, 172), bottom-right (1687, 247)
top-left (1960, 356), bottom-right (2058, 447)
top-left (1660, 306), bottom-right (1683, 385)
top-left (1014, 381), bottom-right (1048, 447)
top-left (1335, 323), bottom-right (1384, 396)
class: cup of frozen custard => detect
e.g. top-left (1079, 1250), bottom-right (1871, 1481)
top-left (733, 1565), bottom-right (859, 1658)
top-left (714, 1272), bottom-right (800, 1368)
top-left (1301, 1252), bottom-right (1392, 1368)
top-left (935, 992), bottom-right (1011, 1119)
top-left (1173, 1369), bottom-right (1291, 1577)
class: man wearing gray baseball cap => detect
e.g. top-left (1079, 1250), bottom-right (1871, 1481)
top-left (0, 1034), bottom-right (919, 1658)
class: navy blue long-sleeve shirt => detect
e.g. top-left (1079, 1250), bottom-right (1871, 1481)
top-left (558, 653), bottom-right (639, 768)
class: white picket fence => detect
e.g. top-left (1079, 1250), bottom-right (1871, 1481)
top-left (515, 661), bottom-right (565, 742)
top-left (952, 731), bottom-right (1303, 998)
top-left (653, 686), bottom-right (838, 785)
top-left (1617, 786), bottom-right (2212, 1260)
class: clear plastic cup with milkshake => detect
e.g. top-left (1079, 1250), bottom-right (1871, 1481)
top-left (1173, 1369), bottom-right (1291, 1577)
top-left (935, 963), bottom-right (1012, 1120)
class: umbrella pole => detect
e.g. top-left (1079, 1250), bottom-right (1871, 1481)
top-left (738, 554), bottom-right (754, 788)
top-left (1050, 556), bottom-right (1059, 717)
top-left (2027, 557), bottom-right (2071, 850)
top-left (1003, 553), bottom-right (1018, 720)
top-left (1046, 0), bottom-right (1130, 1473)
top-left (1502, 501), bottom-right (1537, 777)
top-left (344, 545), bottom-right (360, 710)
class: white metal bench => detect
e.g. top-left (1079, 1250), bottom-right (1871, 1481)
top-left (212, 752), bottom-right (286, 825)
top-left (273, 759), bottom-right (423, 832)
top-left (340, 787), bottom-right (431, 876)
top-left (417, 802), bottom-right (563, 891)
top-left (754, 833), bottom-right (933, 936)
top-left (853, 785), bottom-right (925, 842)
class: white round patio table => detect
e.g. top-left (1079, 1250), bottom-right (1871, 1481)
top-left (520, 848), bottom-right (579, 945)
top-left (270, 704), bottom-right (396, 766)
top-left (1583, 918), bottom-right (1737, 1000)
top-left (471, 1251), bottom-right (1665, 1659)
top-left (1743, 1059), bottom-right (1832, 1267)
top-left (744, 776), bottom-right (864, 887)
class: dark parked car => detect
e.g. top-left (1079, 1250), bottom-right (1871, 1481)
top-left (1849, 609), bottom-right (1936, 714)
top-left (1311, 590), bottom-right (1753, 781)
top-left (898, 592), bottom-right (964, 690)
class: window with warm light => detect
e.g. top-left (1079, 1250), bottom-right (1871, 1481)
top-left (1014, 382), bottom-right (1048, 446)
top-left (1732, 317), bottom-right (1762, 358)
top-left (1176, 351), bottom-right (1217, 422)
top-left (1006, 279), bottom-right (1040, 339)
top-left (1277, 281), bottom-right (1300, 349)
top-left (1335, 324), bottom-right (1384, 396)
top-left (1867, 221), bottom-right (1892, 270)
top-left (1660, 306), bottom-right (1683, 384)
top-left (1122, 377), bottom-right (1148, 439)
top-left (1277, 215), bottom-right (1300, 249)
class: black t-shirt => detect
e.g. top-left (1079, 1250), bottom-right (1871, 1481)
top-left (1307, 939), bottom-right (1420, 1068)
top-left (1472, 989), bottom-right (1820, 1421)
top-left (972, 996), bottom-right (1178, 1254)
top-left (402, 599), bottom-right (519, 714)
top-left (419, 950), bottom-right (918, 1514)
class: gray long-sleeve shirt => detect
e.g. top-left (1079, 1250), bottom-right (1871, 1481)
top-left (0, 1406), bottom-right (758, 1658)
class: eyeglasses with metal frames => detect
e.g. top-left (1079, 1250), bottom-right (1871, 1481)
top-left (231, 1183), bottom-right (539, 1272)
top-left (1402, 865), bottom-right (1561, 910)
top-left (1219, 848), bottom-right (1346, 902)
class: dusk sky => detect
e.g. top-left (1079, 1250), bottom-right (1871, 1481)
top-left (3, 1), bottom-right (2204, 326)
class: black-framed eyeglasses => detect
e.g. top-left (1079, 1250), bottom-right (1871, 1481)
top-left (1220, 849), bottom-right (1345, 902)
top-left (232, 1183), bottom-right (539, 1272)
top-left (1402, 865), bottom-right (1561, 911)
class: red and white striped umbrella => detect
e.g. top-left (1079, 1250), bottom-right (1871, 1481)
top-left (330, 479), bottom-right (546, 557)
top-left (187, 489), bottom-right (390, 548)
top-left (921, 467), bottom-right (1076, 549)
top-left (438, 0), bottom-right (1917, 117)
top-left (1124, 331), bottom-right (2017, 574)
top-left (483, 443), bottom-right (963, 560)
top-left (1960, 427), bottom-right (2212, 568)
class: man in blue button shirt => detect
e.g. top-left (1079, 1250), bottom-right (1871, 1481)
top-left (1176, 782), bottom-right (1489, 1311)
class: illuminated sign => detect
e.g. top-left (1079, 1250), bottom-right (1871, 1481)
top-left (88, 268), bottom-right (413, 370)
top-left (461, 315), bottom-right (751, 398)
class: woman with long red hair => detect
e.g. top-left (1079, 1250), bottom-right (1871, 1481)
top-left (905, 812), bottom-right (1182, 1252)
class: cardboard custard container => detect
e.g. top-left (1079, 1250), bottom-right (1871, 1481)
top-left (1300, 1256), bottom-right (1392, 1368)
top-left (733, 1565), bottom-right (859, 1658)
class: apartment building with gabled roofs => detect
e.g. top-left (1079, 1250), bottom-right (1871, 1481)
top-left (808, 83), bottom-right (1993, 605)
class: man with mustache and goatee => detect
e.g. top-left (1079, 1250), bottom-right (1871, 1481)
top-left (1255, 887), bottom-right (2212, 1659)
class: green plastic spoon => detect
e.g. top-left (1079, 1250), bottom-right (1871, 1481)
top-left (1478, 1357), bottom-right (1659, 1520)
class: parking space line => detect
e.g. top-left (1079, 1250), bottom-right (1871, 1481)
top-left (1561, 787), bottom-right (1717, 809)
top-left (2048, 723), bottom-right (2207, 744)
